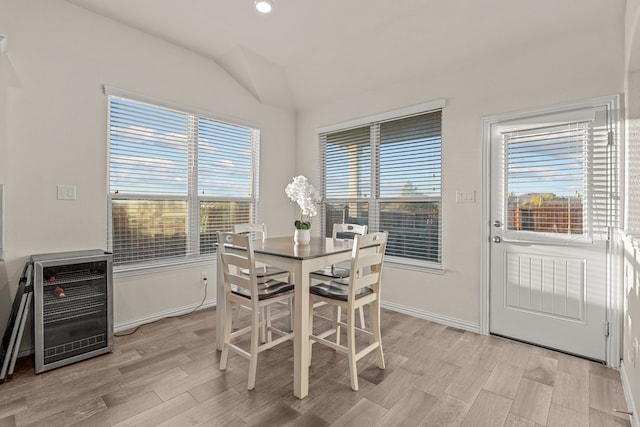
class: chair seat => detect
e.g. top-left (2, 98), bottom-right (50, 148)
top-left (310, 266), bottom-right (350, 279)
top-left (241, 265), bottom-right (289, 278)
top-left (310, 280), bottom-right (372, 301)
top-left (232, 279), bottom-right (294, 300)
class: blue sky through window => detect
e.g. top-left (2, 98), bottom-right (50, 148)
top-left (109, 98), bottom-right (253, 198)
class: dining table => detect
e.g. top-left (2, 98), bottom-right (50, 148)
top-left (215, 235), bottom-right (355, 399)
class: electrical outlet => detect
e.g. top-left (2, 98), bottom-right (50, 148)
top-left (201, 271), bottom-right (208, 284)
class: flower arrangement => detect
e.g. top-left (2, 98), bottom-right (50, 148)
top-left (285, 175), bottom-right (321, 229)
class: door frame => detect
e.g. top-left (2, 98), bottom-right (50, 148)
top-left (480, 95), bottom-right (623, 367)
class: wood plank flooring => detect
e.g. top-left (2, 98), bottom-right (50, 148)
top-left (0, 306), bottom-right (632, 426)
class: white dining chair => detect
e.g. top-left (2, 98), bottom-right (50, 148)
top-left (308, 231), bottom-right (388, 391)
top-left (217, 231), bottom-right (294, 390)
top-left (233, 223), bottom-right (291, 282)
top-left (310, 223), bottom-right (368, 328)
top-left (232, 223), bottom-right (293, 338)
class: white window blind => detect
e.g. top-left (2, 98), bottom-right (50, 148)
top-left (502, 114), bottom-right (615, 241)
top-left (321, 109), bottom-right (442, 267)
top-left (108, 95), bottom-right (258, 267)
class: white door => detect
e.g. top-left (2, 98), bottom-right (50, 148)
top-left (489, 102), bottom-right (616, 362)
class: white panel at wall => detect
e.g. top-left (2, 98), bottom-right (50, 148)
top-left (505, 252), bottom-right (585, 321)
top-left (0, 0), bottom-right (296, 330)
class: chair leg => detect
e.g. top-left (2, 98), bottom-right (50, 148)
top-left (259, 308), bottom-right (266, 344)
top-left (248, 305), bottom-right (260, 390)
top-left (346, 306), bottom-right (359, 391)
top-left (358, 306), bottom-right (366, 329)
top-left (220, 300), bottom-right (234, 371)
top-left (232, 304), bottom-right (241, 331)
top-left (308, 299), bottom-right (314, 367)
top-left (334, 305), bottom-right (342, 346)
top-left (265, 305), bottom-right (273, 343)
top-left (285, 273), bottom-right (293, 332)
top-left (288, 297), bottom-right (294, 332)
top-left (371, 300), bottom-right (385, 370)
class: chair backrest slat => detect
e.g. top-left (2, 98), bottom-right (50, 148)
top-left (233, 223), bottom-right (267, 241)
top-left (217, 231), bottom-right (259, 301)
top-left (354, 253), bottom-right (383, 270)
top-left (348, 232), bottom-right (388, 297)
top-left (332, 223), bottom-right (367, 239)
top-left (221, 251), bottom-right (252, 268)
top-left (328, 223), bottom-right (368, 272)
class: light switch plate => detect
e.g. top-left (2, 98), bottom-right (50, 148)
top-left (57, 185), bottom-right (76, 200)
top-left (456, 190), bottom-right (475, 203)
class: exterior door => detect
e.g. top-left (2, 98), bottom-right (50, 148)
top-left (489, 102), bottom-right (616, 361)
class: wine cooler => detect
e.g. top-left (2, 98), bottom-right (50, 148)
top-left (31, 250), bottom-right (113, 373)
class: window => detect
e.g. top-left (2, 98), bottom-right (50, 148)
top-left (320, 104), bottom-right (443, 269)
top-left (504, 123), bottom-right (588, 236)
top-left (107, 90), bottom-right (258, 267)
top-left (498, 106), bottom-right (616, 243)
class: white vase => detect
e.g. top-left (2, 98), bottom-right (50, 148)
top-left (294, 228), bottom-right (310, 244)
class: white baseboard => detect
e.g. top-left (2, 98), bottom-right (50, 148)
top-left (381, 301), bottom-right (481, 333)
top-left (114, 299), bottom-right (216, 333)
top-left (620, 361), bottom-right (639, 427)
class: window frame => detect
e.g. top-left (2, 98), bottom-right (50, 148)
top-left (318, 100), bottom-right (445, 273)
top-left (105, 86), bottom-right (259, 272)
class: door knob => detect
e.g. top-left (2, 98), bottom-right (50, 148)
top-left (492, 236), bottom-right (502, 243)
top-left (493, 220), bottom-right (502, 227)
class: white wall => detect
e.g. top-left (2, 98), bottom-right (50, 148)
top-left (0, 0), bottom-right (296, 335)
top-left (0, 7), bottom-right (635, 419)
top-left (624, 0), bottom-right (640, 420)
top-left (296, 26), bottom-right (625, 328)
top-left (0, 31), bottom-right (14, 334)
top-left (0, 82), bottom-right (8, 332)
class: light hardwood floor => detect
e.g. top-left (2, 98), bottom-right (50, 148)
top-left (0, 306), bottom-right (632, 426)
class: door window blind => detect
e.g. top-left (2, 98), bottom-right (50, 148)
top-left (108, 95), bottom-right (258, 267)
top-left (503, 117), bottom-right (615, 240)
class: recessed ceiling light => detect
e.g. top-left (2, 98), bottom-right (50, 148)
top-left (254, 0), bottom-right (273, 14)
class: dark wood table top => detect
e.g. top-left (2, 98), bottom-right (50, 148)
top-left (251, 236), bottom-right (354, 260)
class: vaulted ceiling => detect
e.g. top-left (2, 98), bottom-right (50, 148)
top-left (67, 0), bottom-right (625, 111)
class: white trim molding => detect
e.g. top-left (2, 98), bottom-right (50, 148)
top-left (317, 98), bottom-right (446, 134)
top-left (381, 301), bottom-right (480, 333)
top-left (114, 299), bottom-right (216, 333)
top-left (103, 85), bottom-right (261, 130)
top-left (621, 361), bottom-right (639, 427)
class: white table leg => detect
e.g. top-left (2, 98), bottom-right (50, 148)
top-left (293, 261), bottom-right (310, 399)
top-left (215, 250), bottom-right (225, 351)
